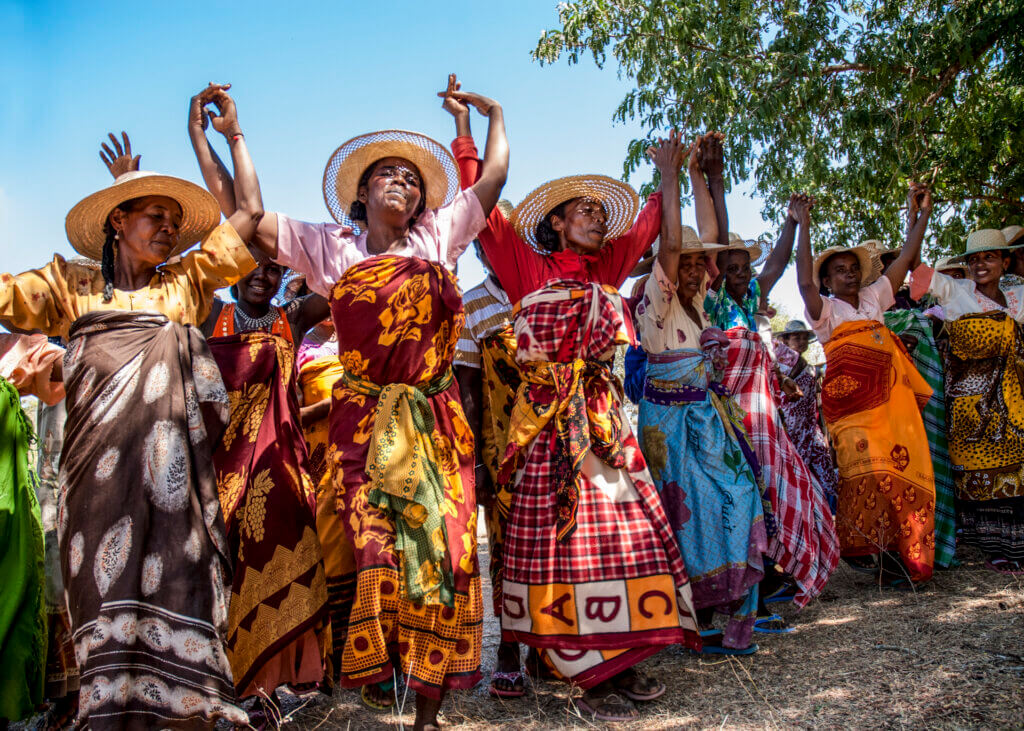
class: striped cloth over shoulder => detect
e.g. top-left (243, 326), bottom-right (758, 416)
top-left (455, 276), bottom-right (513, 368)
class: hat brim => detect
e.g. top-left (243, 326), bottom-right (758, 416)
top-left (630, 242), bottom-right (725, 277)
top-left (717, 242), bottom-right (764, 266)
top-left (812, 245), bottom-right (880, 289)
top-left (774, 328), bottom-right (817, 341)
top-left (948, 245), bottom-right (1016, 264)
top-left (510, 174), bottom-right (640, 251)
top-left (322, 130), bottom-right (459, 226)
top-left (64, 173), bottom-right (221, 261)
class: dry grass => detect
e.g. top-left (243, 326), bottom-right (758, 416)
top-left (287, 545), bottom-right (1024, 730)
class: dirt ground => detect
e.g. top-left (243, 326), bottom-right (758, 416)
top-left (277, 543), bottom-right (1023, 730)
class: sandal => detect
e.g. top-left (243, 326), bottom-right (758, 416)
top-left (489, 669), bottom-right (526, 698)
top-left (701, 642), bottom-right (759, 656)
top-left (754, 614), bottom-right (795, 634)
top-left (360, 679), bottom-right (396, 710)
top-left (985, 558), bottom-right (1024, 575)
top-left (763, 583), bottom-right (797, 605)
top-left (843, 555), bottom-right (880, 575)
top-left (612, 667), bottom-right (665, 702)
top-left (575, 690), bottom-right (638, 722)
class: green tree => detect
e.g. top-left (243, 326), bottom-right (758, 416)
top-left (534, 0), bottom-right (1024, 259)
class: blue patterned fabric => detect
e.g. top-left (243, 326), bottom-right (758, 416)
top-left (704, 280), bottom-right (761, 331)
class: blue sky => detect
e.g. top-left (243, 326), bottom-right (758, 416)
top-left (0, 0), bottom-right (805, 319)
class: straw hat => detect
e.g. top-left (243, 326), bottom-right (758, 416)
top-left (774, 318), bottom-right (816, 340)
top-left (1002, 225), bottom-right (1024, 247)
top-left (949, 229), bottom-right (1014, 263)
top-left (716, 232), bottom-right (765, 267)
top-left (630, 226), bottom-right (723, 277)
top-left (64, 171), bottom-right (221, 260)
top-left (812, 244), bottom-right (881, 289)
top-left (322, 129), bottom-right (460, 226)
top-left (509, 174), bottom-right (640, 250)
top-left (934, 256), bottom-right (968, 276)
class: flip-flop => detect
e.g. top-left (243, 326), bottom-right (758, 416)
top-left (843, 556), bottom-right (880, 575)
top-left (489, 669), bottom-right (526, 698)
top-left (763, 584), bottom-right (797, 605)
top-left (754, 614), bottom-right (795, 634)
top-left (699, 628), bottom-right (723, 638)
top-left (575, 692), bottom-right (638, 722)
top-left (613, 669), bottom-right (666, 702)
top-left (985, 558), bottom-right (1024, 575)
top-left (701, 643), bottom-right (759, 656)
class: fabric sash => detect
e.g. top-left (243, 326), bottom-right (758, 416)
top-left (342, 368), bottom-right (456, 607)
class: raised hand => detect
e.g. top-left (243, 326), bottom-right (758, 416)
top-left (198, 83), bottom-right (242, 139)
top-left (646, 129), bottom-right (687, 175)
top-left (688, 133), bottom-right (709, 175)
top-left (99, 131), bottom-right (140, 178)
top-left (698, 131), bottom-right (725, 178)
top-left (437, 79), bottom-right (501, 117)
top-left (438, 74), bottom-right (470, 118)
top-left (788, 193), bottom-right (816, 227)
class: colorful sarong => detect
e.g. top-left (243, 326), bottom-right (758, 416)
top-left (327, 255), bottom-right (482, 699)
top-left (208, 331), bottom-right (328, 697)
top-left (945, 312), bottom-right (1024, 560)
top-left (822, 320), bottom-right (936, 582)
top-left (884, 309), bottom-right (957, 567)
top-left (60, 311), bottom-right (246, 728)
top-left (638, 349), bottom-right (767, 649)
top-left (721, 329), bottom-right (839, 606)
top-left (35, 399), bottom-right (80, 699)
top-left (0, 377), bottom-right (45, 722)
top-left (498, 281), bottom-right (699, 689)
top-left (298, 352), bottom-right (355, 676)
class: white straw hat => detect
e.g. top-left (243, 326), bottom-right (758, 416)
top-left (934, 256), bottom-right (968, 276)
top-left (812, 245), bottom-right (883, 289)
top-left (631, 226), bottom-right (723, 276)
top-left (64, 171), bottom-right (221, 260)
top-left (322, 129), bottom-right (459, 226)
top-left (716, 232), bottom-right (764, 266)
top-left (949, 229), bottom-right (1015, 263)
top-left (1002, 225), bottom-right (1024, 246)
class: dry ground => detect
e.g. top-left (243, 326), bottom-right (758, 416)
top-left (279, 544), bottom-right (1024, 731)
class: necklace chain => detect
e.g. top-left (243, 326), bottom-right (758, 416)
top-left (234, 303), bottom-right (278, 332)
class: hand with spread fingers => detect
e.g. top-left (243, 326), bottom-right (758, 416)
top-left (647, 129), bottom-right (687, 176)
top-left (99, 131), bottom-right (140, 178)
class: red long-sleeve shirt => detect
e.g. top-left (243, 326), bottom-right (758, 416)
top-left (452, 136), bottom-right (662, 305)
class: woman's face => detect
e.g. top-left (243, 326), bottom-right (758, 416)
top-left (821, 252), bottom-right (861, 297)
top-left (784, 332), bottom-right (810, 354)
top-left (236, 255), bottom-right (284, 308)
top-left (938, 267), bottom-right (966, 280)
top-left (552, 197), bottom-right (608, 254)
top-left (967, 250), bottom-right (1009, 286)
top-left (109, 195), bottom-right (183, 269)
top-left (719, 249), bottom-right (752, 296)
top-left (359, 156), bottom-right (424, 226)
top-left (675, 252), bottom-right (708, 300)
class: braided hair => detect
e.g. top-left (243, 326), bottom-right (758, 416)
top-left (100, 198), bottom-right (142, 302)
top-left (347, 161), bottom-right (427, 226)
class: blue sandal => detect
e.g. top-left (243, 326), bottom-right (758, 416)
top-left (701, 643), bottom-right (759, 656)
top-left (754, 614), bottom-right (795, 634)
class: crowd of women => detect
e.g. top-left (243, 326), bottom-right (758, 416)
top-left (0, 75), bottom-right (1021, 730)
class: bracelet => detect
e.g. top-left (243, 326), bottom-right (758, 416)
top-left (229, 131), bottom-right (244, 142)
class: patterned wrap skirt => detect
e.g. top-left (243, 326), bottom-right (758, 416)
top-left (638, 348), bottom-right (767, 649)
top-left (720, 329), bottom-right (839, 606)
top-left (208, 331), bottom-right (328, 697)
top-left (945, 312), bottom-right (1024, 561)
top-left (298, 353), bottom-right (355, 677)
top-left (821, 320), bottom-right (936, 583)
top-left (498, 281), bottom-right (699, 689)
top-left (326, 255), bottom-right (483, 699)
top-left (59, 310), bottom-right (246, 729)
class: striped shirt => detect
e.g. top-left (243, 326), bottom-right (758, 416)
top-left (455, 276), bottom-right (513, 368)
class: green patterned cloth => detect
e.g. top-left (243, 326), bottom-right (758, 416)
top-left (884, 310), bottom-right (957, 567)
top-left (344, 368), bottom-right (456, 607)
top-left (0, 377), bottom-right (46, 721)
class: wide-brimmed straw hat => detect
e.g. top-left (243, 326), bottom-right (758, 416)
top-left (322, 129), bottom-right (460, 226)
top-left (934, 256), bottom-right (968, 276)
top-left (630, 226), bottom-right (723, 277)
top-left (774, 318), bottom-right (816, 340)
top-left (65, 170), bottom-right (221, 260)
top-left (715, 232), bottom-right (765, 267)
top-left (509, 174), bottom-right (639, 250)
top-left (1002, 225), bottom-right (1024, 246)
top-left (949, 229), bottom-right (1015, 264)
top-left (812, 244), bottom-right (881, 289)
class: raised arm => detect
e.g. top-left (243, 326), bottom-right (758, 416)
top-left (758, 193), bottom-right (811, 295)
top-left (649, 131), bottom-right (686, 280)
top-left (442, 89), bottom-right (508, 217)
top-left (886, 183), bottom-right (931, 292)
top-left (701, 133), bottom-right (729, 248)
top-left (793, 196), bottom-right (823, 320)
top-left (689, 133), bottom-right (718, 244)
top-left (189, 87), bottom-right (236, 216)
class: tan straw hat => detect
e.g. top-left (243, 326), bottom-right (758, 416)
top-left (934, 255), bottom-right (968, 276)
top-left (1002, 224), bottom-right (1024, 246)
top-left (64, 170), bottom-right (221, 260)
top-left (630, 226), bottom-right (723, 276)
top-left (949, 229), bottom-right (1013, 263)
top-left (812, 244), bottom-right (882, 289)
top-left (716, 232), bottom-right (764, 265)
top-left (322, 129), bottom-right (459, 226)
top-left (509, 174), bottom-right (640, 250)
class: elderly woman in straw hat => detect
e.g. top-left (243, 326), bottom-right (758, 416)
top-left (695, 140), bottom-right (838, 617)
top-left (797, 183), bottom-right (936, 588)
top-left (452, 116), bottom-right (702, 721)
top-left (908, 227), bottom-right (1024, 573)
top-left (193, 80), bottom-right (509, 729)
top-left (633, 214), bottom-right (770, 658)
top-left (0, 85), bottom-right (265, 728)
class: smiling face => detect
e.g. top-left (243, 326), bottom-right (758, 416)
top-left (966, 249), bottom-right (1010, 287)
top-left (108, 195), bottom-right (183, 269)
top-left (675, 251), bottom-right (708, 301)
top-left (236, 253), bottom-right (284, 308)
top-left (718, 249), bottom-right (753, 299)
top-left (551, 197), bottom-right (609, 254)
top-left (821, 252), bottom-right (862, 297)
top-left (359, 156), bottom-right (424, 228)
